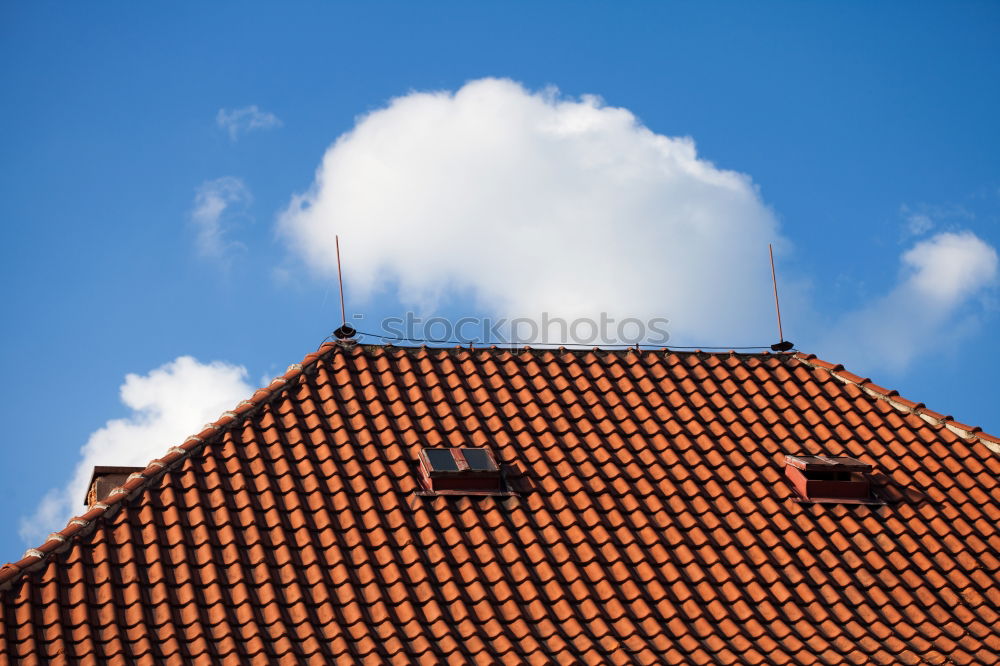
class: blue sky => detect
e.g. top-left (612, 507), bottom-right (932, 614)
top-left (1, 2), bottom-right (998, 557)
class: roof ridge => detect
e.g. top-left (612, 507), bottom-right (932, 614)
top-left (0, 339), bottom-right (353, 592)
top-left (365, 342), bottom-right (788, 358)
top-left (794, 352), bottom-right (1000, 456)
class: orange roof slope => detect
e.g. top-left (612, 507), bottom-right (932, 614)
top-left (2, 343), bottom-right (999, 665)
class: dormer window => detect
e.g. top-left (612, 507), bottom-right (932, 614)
top-left (418, 447), bottom-right (504, 494)
top-left (784, 455), bottom-right (881, 504)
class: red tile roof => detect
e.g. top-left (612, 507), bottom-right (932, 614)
top-left (2, 342), bottom-right (999, 664)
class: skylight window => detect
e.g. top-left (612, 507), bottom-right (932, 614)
top-left (424, 449), bottom-right (461, 471)
top-left (459, 448), bottom-right (497, 471)
top-left (784, 454), bottom-right (882, 504)
top-left (418, 447), bottom-right (504, 495)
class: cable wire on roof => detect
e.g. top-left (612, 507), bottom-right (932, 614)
top-left (345, 328), bottom-right (783, 351)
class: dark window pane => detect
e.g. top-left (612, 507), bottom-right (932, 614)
top-left (461, 448), bottom-right (497, 471)
top-left (424, 449), bottom-right (459, 471)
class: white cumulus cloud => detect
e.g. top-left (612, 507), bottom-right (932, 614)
top-left (825, 231), bottom-right (998, 372)
top-left (216, 105), bottom-right (282, 140)
top-left (191, 176), bottom-right (252, 261)
top-left (20, 357), bottom-right (252, 545)
top-left (279, 77), bottom-right (785, 345)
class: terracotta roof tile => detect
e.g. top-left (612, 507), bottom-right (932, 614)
top-left (2, 343), bottom-right (999, 664)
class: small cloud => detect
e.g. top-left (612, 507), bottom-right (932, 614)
top-left (903, 231), bottom-right (998, 303)
top-left (900, 202), bottom-right (974, 238)
top-left (191, 177), bottom-right (252, 262)
top-left (216, 105), bottom-right (282, 141)
top-left (905, 212), bottom-right (933, 236)
top-left (20, 357), bottom-right (253, 544)
top-left (825, 231), bottom-right (998, 372)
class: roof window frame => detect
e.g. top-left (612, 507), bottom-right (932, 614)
top-left (784, 455), bottom-right (885, 505)
top-left (417, 447), bottom-right (515, 496)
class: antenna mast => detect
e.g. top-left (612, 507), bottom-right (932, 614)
top-left (336, 235), bottom-right (347, 325)
top-left (333, 235), bottom-right (356, 340)
top-left (769, 243), bottom-right (793, 352)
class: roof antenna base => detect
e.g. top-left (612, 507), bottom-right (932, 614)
top-left (770, 340), bottom-right (794, 352)
top-left (334, 324), bottom-right (357, 340)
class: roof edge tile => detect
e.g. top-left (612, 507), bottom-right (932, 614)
top-left (794, 352), bottom-right (1000, 455)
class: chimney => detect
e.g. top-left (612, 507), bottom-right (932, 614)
top-left (85, 466), bottom-right (145, 507)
